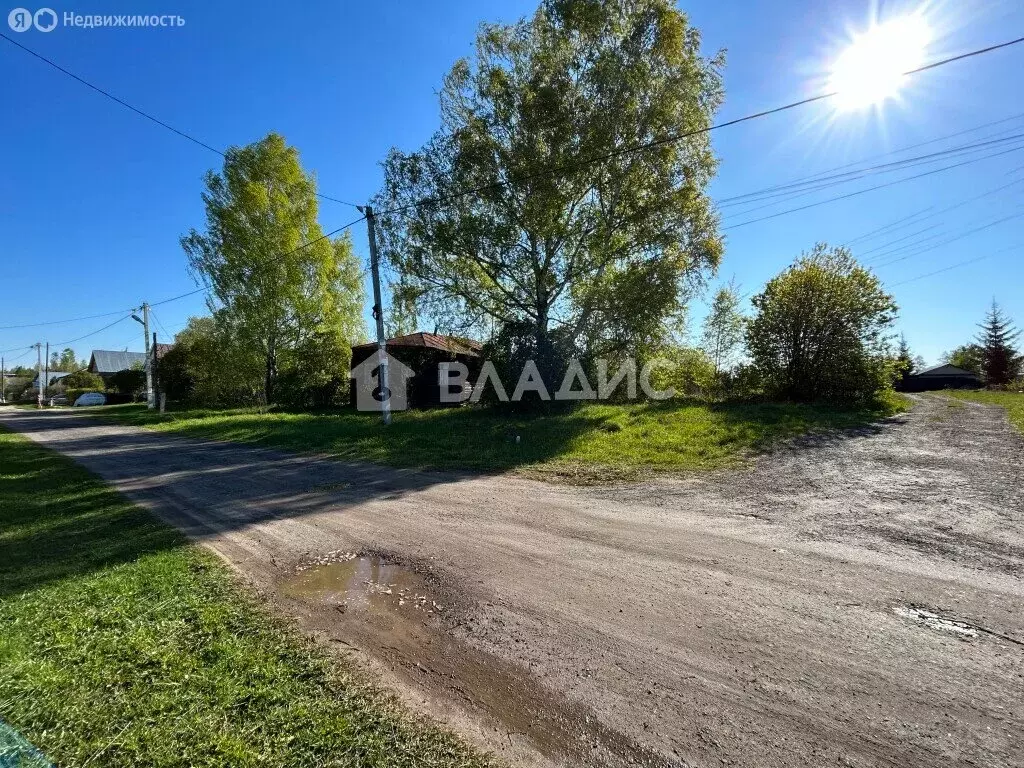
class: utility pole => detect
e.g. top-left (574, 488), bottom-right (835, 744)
top-left (132, 303), bottom-right (154, 409)
top-left (152, 331), bottom-right (160, 411)
top-left (361, 205), bottom-right (391, 425)
top-left (1, 356), bottom-right (5, 403)
top-left (44, 342), bottom-right (49, 406)
top-left (34, 343), bottom-right (43, 409)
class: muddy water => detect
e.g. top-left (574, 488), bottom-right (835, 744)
top-left (281, 555), bottom-right (676, 767)
top-left (283, 556), bottom-right (443, 616)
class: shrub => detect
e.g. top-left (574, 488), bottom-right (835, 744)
top-left (747, 243), bottom-right (897, 404)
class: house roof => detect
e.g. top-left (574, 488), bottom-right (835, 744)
top-left (353, 332), bottom-right (482, 357)
top-left (89, 350), bottom-right (148, 374)
top-left (912, 364), bottom-right (980, 378)
top-left (33, 371), bottom-right (73, 387)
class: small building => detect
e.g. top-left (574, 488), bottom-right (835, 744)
top-left (88, 350), bottom-right (148, 385)
top-left (901, 364), bottom-right (982, 392)
top-left (350, 332), bottom-right (483, 409)
top-left (32, 371), bottom-right (73, 390)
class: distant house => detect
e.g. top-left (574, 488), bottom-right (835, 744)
top-left (350, 332), bottom-right (483, 409)
top-left (901, 364), bottom-right (982, 392)
top-left (88, 350), bottom-right (148, 385)
top-left (32, 371), bottom-right (73, 390)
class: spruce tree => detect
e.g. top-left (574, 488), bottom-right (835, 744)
top-left (975, 300), bottom-right (1022, 386)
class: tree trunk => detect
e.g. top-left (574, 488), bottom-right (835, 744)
top-left (264, 346), bottom-right (277, 405)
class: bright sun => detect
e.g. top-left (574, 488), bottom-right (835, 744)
top-left (829, 15), bottom-right (931, 110)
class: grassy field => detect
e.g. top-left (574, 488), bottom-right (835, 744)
top-left (0, 428), bottom-right (492, 768)
top-left (93, 393), bottom-right (908, 482)
top-left (947, 390), bottom-right (1024, 432)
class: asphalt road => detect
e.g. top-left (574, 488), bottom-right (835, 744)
top-left (2, 394), bottom-right (1022, 768)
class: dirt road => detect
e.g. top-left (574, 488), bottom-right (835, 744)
top-left (3, 394), bottom-right (1022, 767)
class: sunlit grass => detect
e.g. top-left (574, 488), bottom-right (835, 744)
top-left (96, 393), bottom-right (909, 483)
top-left (0, 429), bottom-right (492, 768)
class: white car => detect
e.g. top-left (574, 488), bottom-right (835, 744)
top-left (73, 392), bottom-right (107, 407)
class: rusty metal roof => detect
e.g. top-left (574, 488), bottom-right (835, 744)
top-left (353, 332), bottom-right (482, 356)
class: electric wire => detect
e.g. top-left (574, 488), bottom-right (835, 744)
top-left (872, 210), bottom-right (1024, 269)
top-left (888, 243), bottom-right (1023, 287)
top-left (378, 36), bottom-right (1024, 217)
top-left (723, 144), bottom-right (1024, 230)
top-left (0, 31), bottom-right (361, 209)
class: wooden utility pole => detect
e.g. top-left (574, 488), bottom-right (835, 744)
top-left (1, 356), bottom-right (5, 403)
top-left (152, 331), bottom-right (160, 410)
top-left (34, 343), bottom-right (43, 409)
top-left (142, 303), bottom-right (154, 409)
top-left (133, 303), bottom-right (154, 408)
top-left (44, 342), bottom-right (49, 406)
top-left (361, 205), bottom-right (391, 425)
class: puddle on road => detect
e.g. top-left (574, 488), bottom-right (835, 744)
top-left (893, 605), bottom-right (979, 639)
top-left (283, 555), bottom-right (443, 616)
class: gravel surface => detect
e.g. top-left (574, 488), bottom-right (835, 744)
top-left (3, 393), bottom-right (1022, 767)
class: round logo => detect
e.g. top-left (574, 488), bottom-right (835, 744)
top-left (34, 7), bottom-right (57, 31)
top-left (7, 7), bottom-right (33, 31)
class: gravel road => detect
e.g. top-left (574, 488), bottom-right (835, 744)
top-left (3, 393), bottom-right (1022, 768)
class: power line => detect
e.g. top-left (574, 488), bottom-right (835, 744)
top-left (0, 215), bottom-right (366, 354)
top-left (718, 132), bottom-right (1024, 209)
top-left (760, 112), bottom-right (1024, 193)
top-left (843, 168), bottom-right (1024, 249)
top-left (723, 144), bottom-right (1024, 230)
top-left (888, 243), bottom-right (1023, 287)
top-left (871, 210), bottom-right (1024, 269)
top-left (718, 135), bottom-right (1024, 221)
top-left (842, 207), bottom-right (935, 246)
top-left (0, 31), bottom-right (361, 210)
top-left (379, 36), bottom-right (1024, 217)
top-left (0, 308), bottom-right (133, 331)
top-left (152, 214), bottom-right (372, 309)
top-left (51, 315), bottom-right (134, 346)
top-left (0, 347), bottom-right (34, 362)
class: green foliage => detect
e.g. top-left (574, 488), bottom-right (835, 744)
top-left (182, 133), bottom-right (365, 404)
top-left (376, 0), bottom-right (724, 365)
top-left (62, 369), bottom-right (104, 391)
top-left (108, 365), bottom-right (146, 398)
top-left (891, 334), bottom-right (926, 386)
top-left (0, 430), bottom-right (492, 768)
top-left (157, 316), bottom-right (264, 407)
top-left (942, 343), bottom-right (984, 375)
top-left (3, 377), bottom-right (33, 402)
top-left (48, 347), bottom-right (85, 373)
top-left (648, 346), bottom-right (717, 399)
top-left (747, 243), bottom-right (898, 404)
top-left (701, 281), bottom-right (746, 375)
top-left (975, 300), bottom-right (1021, 386)
top-left (96, 395), bottom-right (907, 483)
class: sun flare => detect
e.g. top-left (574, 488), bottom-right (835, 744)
top-left (829, 14), bottom-right (931, 110)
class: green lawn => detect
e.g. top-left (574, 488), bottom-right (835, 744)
top-left (0, 429), bottom-right (492, 768)
top-left (93, 393), bottom-right (908, 483)
top-left (947, 390), bottom-right (1024, 433)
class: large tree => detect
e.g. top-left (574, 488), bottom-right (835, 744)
top-left (182, 133), bottom-right (364, 403)
top-left (376, 0), bottom-right (724, 375)
top-left (976, 300), bottom-right (1021, 386)
top-left (747, 244), bottom-right (898, 403)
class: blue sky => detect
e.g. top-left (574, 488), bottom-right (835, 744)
top-left (1, 0), bottom-right (1022, 370)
